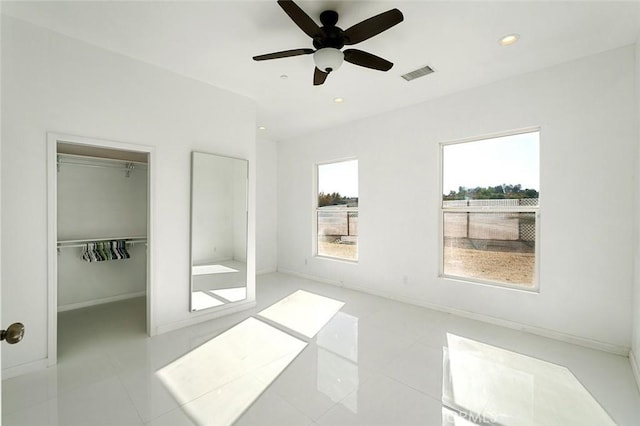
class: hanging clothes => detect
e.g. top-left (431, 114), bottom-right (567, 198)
top-left (81, 240), bottom-right (130, 263)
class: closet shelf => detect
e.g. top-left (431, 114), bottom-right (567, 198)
top-left (57, 236), bottom-right (147, 249)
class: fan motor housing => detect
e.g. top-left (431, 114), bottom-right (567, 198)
top-left (313, 10), bottom-right (347, 49)
top-left (313, 27), bottom-right (346, 49)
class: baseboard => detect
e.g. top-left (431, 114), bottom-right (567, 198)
top-left (276, 268), bottom-right (344, 287)
top-left (2, 358), bottom-right (49, 380)
top-left (276, 269), bottom-right (630, 356)
top-left (155, 299), bottom-right (257, 335)
top-left (631, 350), bottom-right (640, 393)
top-left (257, 267), bottom-right (278, 275)
top-left (57, 291), bottom-right (146, 312)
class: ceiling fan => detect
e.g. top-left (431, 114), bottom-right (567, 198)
top-left (253, 0), bottom-right (404, 86)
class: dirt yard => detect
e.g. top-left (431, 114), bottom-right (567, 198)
top-left (318, 239), bottom-right (358, 261)
top-left (317, 237), bottom-right (534, 287)
top-left (444, 238), bottom-right (535, 286)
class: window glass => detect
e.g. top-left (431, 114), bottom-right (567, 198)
top-left (441, 131), bottom-right (539, 288)
top-left (317, 160), bottom-right (358, 261)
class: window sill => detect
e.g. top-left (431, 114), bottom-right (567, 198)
top-left (315, 255), bottom-right (358, 265)
top-left (440, 273), bottom-right (539, 293)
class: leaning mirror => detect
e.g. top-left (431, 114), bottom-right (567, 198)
top-left (190, 152), bottom-right (248, 311)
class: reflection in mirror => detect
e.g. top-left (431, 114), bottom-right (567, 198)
top-left (190, 152), bottom-right (248, 311)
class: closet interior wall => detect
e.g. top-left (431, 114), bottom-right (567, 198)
top-left (56, 150), bottom-right (148, 312)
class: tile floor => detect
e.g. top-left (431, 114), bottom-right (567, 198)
top-left (2, 272), bottom-right (640, 425)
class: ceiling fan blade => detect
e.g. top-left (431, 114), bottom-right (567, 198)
top-left (277, 0), bottom-right (322, 39)
top-left (343, 49), bottom-right (393, 71)
top-left (313, 67), bottom-right (329, 86)
top-left (343, 9), bottom-right (404, 45)
top-left (253, 48), bottom-right (315, 61)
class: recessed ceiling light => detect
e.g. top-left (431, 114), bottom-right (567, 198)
top-left (258, 126), bottom-right (267, 131)
top-left (280, 74), bottom-right (288, 79)
top-left (334, 97), bottom-right (344, 104)
top-left (499, 33), bottom-right (520, 46)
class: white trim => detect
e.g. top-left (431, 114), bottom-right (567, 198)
top-left (276, 269), bottom-right (630, 356)
top-left (630, 350), bottom-right (640, 394)
top-left (314, 254), bottom-right (359, 265)
top-left (46, 137), bottom-right (58, 366)
top-left (57, 292), bottom-right (146, 313)
top-left (147, 145), bottom-right (156, 336)
top-left (155, 300), bottom-right (257, 335)
top-left (2, 359), bottom-right (49, 380)
top-left (441, 206), bottom-right (539, 214)
top-left (47, 132), bottom-right (156, 363)
top-left (439, 273), bottom-right (539, 294)
top-left (437, 141), bottom-right (445, 286)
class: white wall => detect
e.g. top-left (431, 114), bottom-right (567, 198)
top-left (57, 159), bottom-right (147, 308)
top-left (256, 140), bottom-right (278, 274)
top-left (1, 16), bottom-right (256, 372)
top-left (278, 45), bottom-right (636, 350)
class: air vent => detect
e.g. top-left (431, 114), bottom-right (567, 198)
top-left (401, 65), bottom-right (435, 82)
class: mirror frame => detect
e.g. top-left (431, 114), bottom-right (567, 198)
top-left (189, 151), bottom-right (249, 312)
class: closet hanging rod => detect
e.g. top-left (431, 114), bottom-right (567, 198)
top-left (57, 153), bottom-right (148, 167)
top-left (57, 236), bottom-right (147, 248)
top-left (57, 161), bottom-right (147, 172)
top-left (57, 155), bottom-right (147, 176)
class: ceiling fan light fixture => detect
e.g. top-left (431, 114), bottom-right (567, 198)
top-left (314, 48), bottom-right (344, 73)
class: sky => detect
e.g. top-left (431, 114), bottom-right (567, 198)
top-left (318, 159), bottom-right (358, 197)
top-left (442, 131), bottom-right (539, 195)
top-left (316, 132), bottom-right (538, 198)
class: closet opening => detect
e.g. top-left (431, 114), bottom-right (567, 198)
top-left (47, 134), bottom-right (154, 366)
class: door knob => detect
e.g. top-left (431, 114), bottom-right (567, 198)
top-left (1, 322), bottom-right (24, 344)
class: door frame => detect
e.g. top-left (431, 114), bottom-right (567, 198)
top-left (46, 132), bottom-right (155, 366)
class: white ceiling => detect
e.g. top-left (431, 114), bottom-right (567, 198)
top-left (3, 1), bottom-right (640, 142)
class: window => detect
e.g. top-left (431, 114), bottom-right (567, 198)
top-left (441, 130), bottom-right (539, 289)
top-left (316, 159), bottom-right (358, 261)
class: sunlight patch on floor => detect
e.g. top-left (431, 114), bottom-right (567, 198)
top-left (157, 317), bottom-right (307, 425)
top-left (157, 290), bottom-right (346, 425)
top-left (442, 333), bottom-right (615, 425)
top-left (258, 289), bottom-right (345, 338)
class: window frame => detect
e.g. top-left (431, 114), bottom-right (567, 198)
top-left (438, 128), bottom-right (541, 291)
top-left (313, 158), bottom-right (359, 263)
